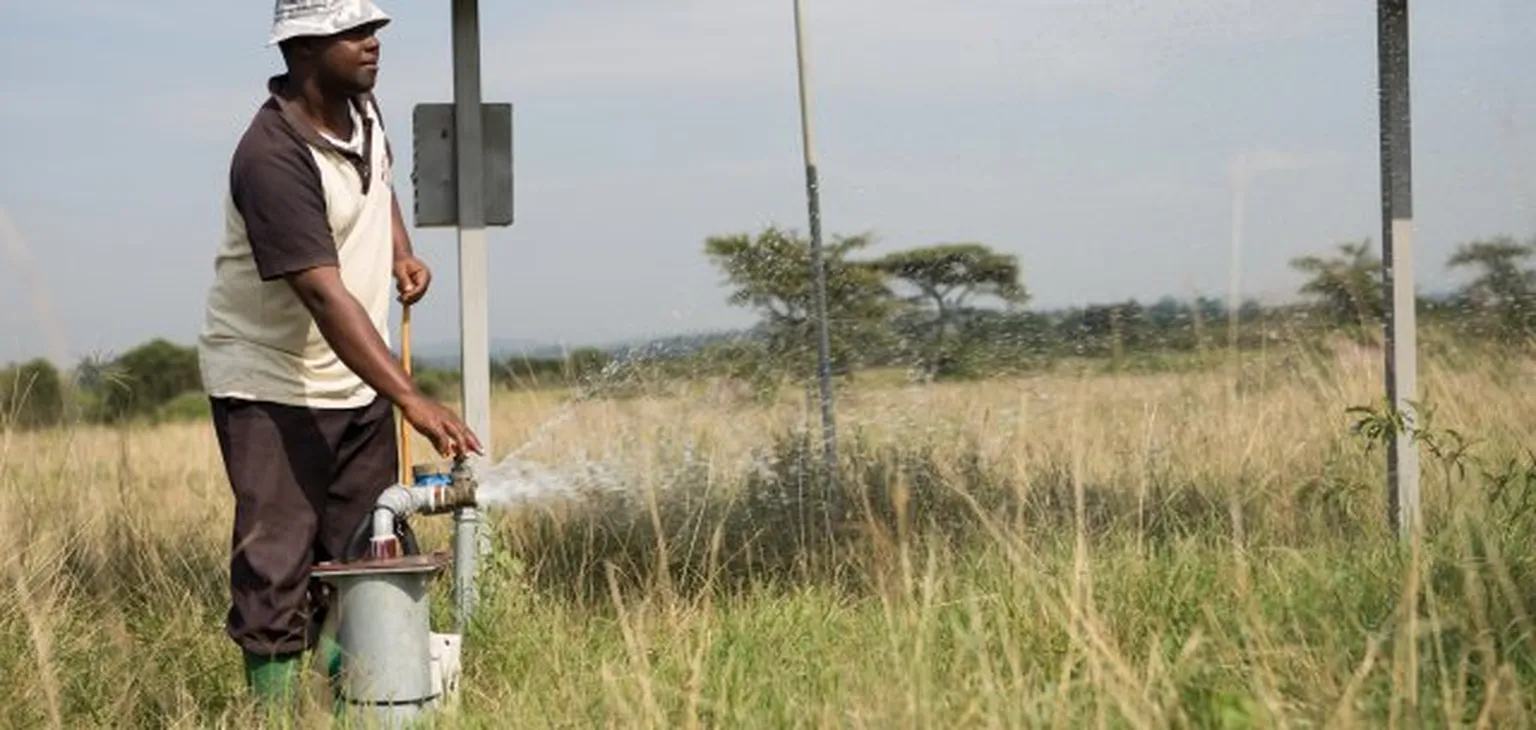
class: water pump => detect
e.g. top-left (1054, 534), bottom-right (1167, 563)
top-left (314, 457), bottom-right (481, 727)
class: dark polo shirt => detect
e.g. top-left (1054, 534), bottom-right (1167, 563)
top-left (197, 75), bottom-right (398, 410)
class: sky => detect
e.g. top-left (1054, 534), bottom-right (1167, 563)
top-left (3, 0), bottom-right (1536, 366)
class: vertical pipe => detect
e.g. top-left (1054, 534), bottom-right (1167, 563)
top-left (451, 0), bottom-right (487, 631)
top-left (1378, 0), bottom-right (1420, 539)
top-left (792, 0), bottom-right (839, 481)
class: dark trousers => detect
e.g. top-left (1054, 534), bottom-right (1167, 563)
top-left (210, 396), bottom-right (398, 657)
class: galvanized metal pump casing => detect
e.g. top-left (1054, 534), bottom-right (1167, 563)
top-left (312, 459), bottom-right (476, 726)
top-left (314, 554), bottom-right (448, 725)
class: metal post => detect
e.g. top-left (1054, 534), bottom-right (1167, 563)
top-left (1378, 0), bottom-right (1419, 539)
top-left (451, 0), bottom-right (488, 630)
top-left (792, 0), bottom-right (839, 479)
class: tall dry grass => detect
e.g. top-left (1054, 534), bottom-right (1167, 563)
top-left (1, 336), bottom-right (1534, 727)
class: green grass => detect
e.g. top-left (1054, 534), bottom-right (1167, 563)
top-left (2, 339), bottom-right (1535, 728)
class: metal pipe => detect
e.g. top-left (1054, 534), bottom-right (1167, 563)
top-left (367, 482), bottom-right (478, 560)
top-left (1378, 0), bottom-right (1420, 540)
top-left (451, 0), bottom-right (490, 637)
top-left (449, 459), bottom-right (479, 633)
top-left (371, 503), bottom-right (400, 559)
top-left (452, 508), bottom-right (478, 629)
top-left (791, 0), bottom-right (839, 482)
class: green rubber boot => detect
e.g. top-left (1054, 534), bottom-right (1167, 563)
top-left (316, 634), bottom-right (344, 686)
top-left (243, 650), bottom-right (304, 720)
top-left (314, 633), bottom-right (347, 719)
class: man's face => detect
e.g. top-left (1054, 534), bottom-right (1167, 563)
top-left (312, 22), bottom-right (384, 95)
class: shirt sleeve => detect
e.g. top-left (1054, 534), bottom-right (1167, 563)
top-left (229, 132), bottom-right (337, 282)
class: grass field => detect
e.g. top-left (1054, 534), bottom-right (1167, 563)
top-left (2, 336), bottom-right (1535, 728)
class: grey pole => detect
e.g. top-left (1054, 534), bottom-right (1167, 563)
top-left (1378, 0), bottom-right (1420, 539)
top-left (451, 0), bottom-right (488, 630)
top-left (792, 0), bottom-right (839, 479)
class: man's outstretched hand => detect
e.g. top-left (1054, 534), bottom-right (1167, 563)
top-left (394, 255), bottom-right (431, 305)
top-left (400, 393), bottom-right (484, 459)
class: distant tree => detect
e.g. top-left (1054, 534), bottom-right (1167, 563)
top-left (1144, 297), bottom-right (1199, 350)
top-left (1146, 297), bottom-right (1189, 331)
top-left (871, 243), bottom-right (1027, 323)
top-left (101, 339), bottom-right (201, 421)
top-left (0, 358), bottom-right (64, 429)
top-left (1289, 240), bottom-right (1385, 327)
top-left (71, 352), bottom-right (129, 423)
top-left (704, 226), bottom-right (896, 376)
top-left (73, 353), bottom-right (124, 393)
top-left (869, 243), bottom-right (1027, 376)
top-left (1446, 236), bottom-right (1536, 341)
top-left (1194, 296), bottom-right (1228, 324)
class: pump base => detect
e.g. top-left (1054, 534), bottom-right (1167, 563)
top-left (313, 551), bottom-right (451, 728)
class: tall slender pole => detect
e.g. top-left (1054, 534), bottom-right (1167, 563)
top-left (399, 305), bottom-right (413, 485)
top-left (451, 0), bottom-right (488, 631)
top-left (1378, 0), bottom-right (1420, 540)
top-left (792, 0), bottom-right (839, 479)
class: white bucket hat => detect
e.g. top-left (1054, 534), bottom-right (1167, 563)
top-left (268, 0), bottom-right (391, 47)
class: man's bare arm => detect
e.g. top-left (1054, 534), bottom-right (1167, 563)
top-left (285, 265), bottom-right (482, 457)
top-left (288, 264), bottom-right (419, 405)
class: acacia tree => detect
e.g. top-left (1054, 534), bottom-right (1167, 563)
top-left (704, 226), bottom-right (896, 378)
top-left (1446, 236), bottom-right (1536, 341)
top-left (870, 243), bottom-right (1027, 375)
top-left (1289, 239), bottom-right (1384, 328)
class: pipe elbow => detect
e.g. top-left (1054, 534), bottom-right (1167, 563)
top-left (374, 484), bottom-right (417, 514)
top-left (365, 480), bottom-right (480, 561)
top-left (367, 485), bottom-right (416, 559)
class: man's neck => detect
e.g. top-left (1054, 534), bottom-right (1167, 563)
top-left (278, 73), bottom-right (354, 141)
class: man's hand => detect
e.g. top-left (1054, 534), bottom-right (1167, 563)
top-left (399, 393), bottom-right (484, 459)
top-left (394, 255), bottom-right (431, 305)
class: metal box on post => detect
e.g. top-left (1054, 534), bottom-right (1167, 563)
top-left (411, 102), bottom-right (515, 228)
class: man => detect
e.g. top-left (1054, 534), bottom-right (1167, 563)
top-left (196, 0), bottom-right (483, 706)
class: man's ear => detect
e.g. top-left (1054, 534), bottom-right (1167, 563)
top-left (279, 37), bottom-right (316, 66)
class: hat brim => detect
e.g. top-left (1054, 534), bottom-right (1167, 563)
top-left (267, 15), bottom-right (391, 47)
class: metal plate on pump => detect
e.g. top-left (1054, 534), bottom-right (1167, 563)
top-left (314, 550), bottom-right (452, 577)
top-left (411, 102), bottom-right (514, 227)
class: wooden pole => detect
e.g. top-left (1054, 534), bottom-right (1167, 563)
top-left (399, 304), bottom-right (413, 485)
